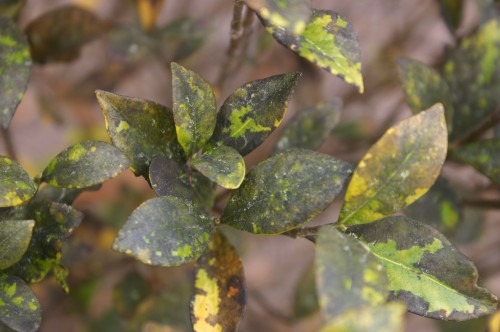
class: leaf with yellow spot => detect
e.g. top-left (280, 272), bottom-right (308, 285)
top-left (113, 195), bottom-right (212, 266)
top-left (190, 231), bottom-right (245, 332)
top-left (0, 274), bottom-right (41, 332)
top-left (42, 140), bottom-right (130, 189)
top-left (452, 138), bottom-right (500, 184)
top-left (191, 145), bottom-right (245, 189)
top-left (222, 149), bottom-right (353, 234)
top-left (0, 219), bottom-right (34, 270)
top-left (0, 14), bottom-right (31, 128)
top-left (261, 9), bottom-right (363, 93)
top-left (171, 62), bottom-right (217, 157)
top-left (96, 90), bottom-right (183, 176)
top-left (348, 216), bottom-right (499, 320)
top-left (315, 225), bottom-right (388, 321)
top-left (209, 73), bottom-right (300, 156)
top-left (0, 156), bottom-right (37, 208)
top-left (338, 104), bottom-right (448, 226)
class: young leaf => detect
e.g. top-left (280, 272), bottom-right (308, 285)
top-left (452, 139), bottom-right (500, 184)
top-left (209, 73), bottom-right (300, 156)
top-left (171, 62), bottom-right (217, 157)
top-left (113, 196), bottom-right (212, 266)
top-left (0, 156), bottom-right (37, 208)
top-left (191, 145), bottom-right (245, 189)
top-left (437, 0), bottom-right (464, 33)
top-left (338, 104), bottom-right (447, 226)
top-left (274, 100), bottom-right (341, 153)
top-left (221, 149), bottom-right (353, 235)
top-left (348, 216), bottom-right (499, 320)
top-left (190, 231), bottom-right (245, 332)
top-left (0, 274), bottom-right (41, 332)
top-left (319, 303), bottom-right (406, 332)
top-left (0, 220), bottom-right (34, 270)
top-left (261, 9), bottom-right (363, 93)
top-left (25, 5), bottom-right (111, 63)
top-left (245, 0), bottom-right (311, 35)
top-left (0, 15), bottom-right (31, 128)
top-left (42, 140), bottom-right (130, 188)
top-left (315, 225), bottom-right (388, 320)
top-left (96, 90), bottom-right (183, 176)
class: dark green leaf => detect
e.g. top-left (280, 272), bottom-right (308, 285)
top-left (338, 104), bottom-right (448, 226)
top-left (112, 271), bottom-right (150, 318)
top-left (0, 156), bottom-right (37, 208)
top-left (171, 62), bottom-right (217, 156)
top-left (42, 140), bottom-right (129, 188)
top-left (437, 0), bottom-right (464, 33)
top-left (222, 149), bottom-right (353, 234)
top-left (262, 9), bottom-right (363, 92)
top-left (349, 216), bottom-right (499, 320)
top-left (190, 231), bottom-right (245, 332)
top-left (275, 100), bottom-right (341, 153)
top-left (292, 263), bottom-right (319, 319)
top-left (33, 184), bottom-right (100, 205)
top-left (0, 220), bottom-right (34, 270)
top-left (113, 196), bottom-right (212, 266)
top-left (315, 226), bottom-right (388, 320)
top-left (191, 145), bottom-right (245, 189)
top-left (25, 5), bottom-right (111, 63)
top-left (209, 73), bottom-right (300, 156)
top-left (96, 90), bottom-right (183, 176)
top-left (0, 15), bottom-right (31, 128)
top-left (246, 0), bottom-right (311, 34)
top-left (452, 139), bottom-right (500, 184)
top-left (0, 274), bottom-right (41, 332)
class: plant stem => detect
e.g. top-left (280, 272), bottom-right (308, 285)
top-left (463, 198), bottom-right (500, 209)
top-left (451, 107), bottom-right (500, 148)
top-left (0, 127), bottom-right (17, 159)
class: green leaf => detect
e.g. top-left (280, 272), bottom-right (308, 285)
top-left (0, 15), bottom-right (31, 128)
top-left (318, 303), bottom-right (406, 332)
top-left (171, 62), bottom-right (217, 156)
top-left (246, 0), bottom-right (311, 34)
top-left (190, 231), bottom-right (245, 332)
top-left (452, 139), bottom-right (500, 184)
top-left (0, 274), bottom-right (41, 332)
top-left (96, 90), bottom-right (183, 176)
top-left (0, 220), bottom-right (34, 270)
top-left (209, 73), bottom-right (300, 156)
top-left (261, 9), bottom-right (363, 93)
top-left (292, 263), bottom-right (319, 319)
top-left (0, 0), bottom-right (26, 19)
top-left (397, 58), bottom-right (454, 131)
top-left (112, 270), bottom-right (151, 318)
top-left (191, 145), bottom-right (245, 189)
top-left (113, 196), bottom-right (212, 266)
top-left (348, 216), bottom-right (499, 320)
top-left (338, 104), bottom-right (448, 226)
top-left (437, 0), bottom-right (464, 33)
top-left (0, 156), bottom-right (37, 208)
top-left (274, 100), bottom-right (341, 153)
top-left (42, 140), bottom-right (130, 188)
top-left (315, 226), bottom-right (388, 320)
top-left (25, 5), bottom-right (111, 63)
top-left (222, 149), bottom-right (353, 234)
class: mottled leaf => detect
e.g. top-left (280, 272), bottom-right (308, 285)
top-left (452, 139), bottom-right (500, 184)
top-left (0, 156), bottom-right (37, 208)
top-left (443, 19), bottom-right (500, 141)
top-left (191, 145), bottom-right (245, 189)
top-left (0, 274), bottom-right (41, 332)
top-left (113, 196), bottom-right (212, 266)
top-left (209, 73), bottom-right (300, 156)
top-left (315, 225), bottom-right (388, 320)
top-left (349, 216), bottom-right (499, 320)
top-left (397, 58), bottom-right (454, 131)
top-left (292, 263), bottom-right (319, 319)
top-left (262, 9), bottom-right (363, 92)
top-left (438, 0), bottom-right (464, 33)
top-left (34, 184), bottom-right (100, 205)
top-left (190, 231), bottom-right (245, 332)
top-left (0, 220), bottom-right (34, 270)
top-left (222, 149), bottom-right (353, 234)
top-left (25, 5), bottom-right (111, 63)
top-left (318, 303), bottom-right (406, 332)
top-left (96, 90), bottom-right (183, 176)
top-left (171, 62), bottom-right (217, 156)
top-left (338, 104), bottom-right (448, 226)
top-left (137, 0), bottom-right (165, 32)
top-left (0, 15), bottom-right (31, 128)
top-left (246, 0), bottom-right (311, 34)
top-left (42, 140), bottom-right (130, 188)
top-left (275, 100), bottom-right (341, 153)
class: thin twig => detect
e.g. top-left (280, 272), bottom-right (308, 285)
top-left (0, 127), bottom-right (17, 159)
top-left (451, 107), bottom-right (500, 149)
top-left (462, 198), bottom-right (500, 210)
